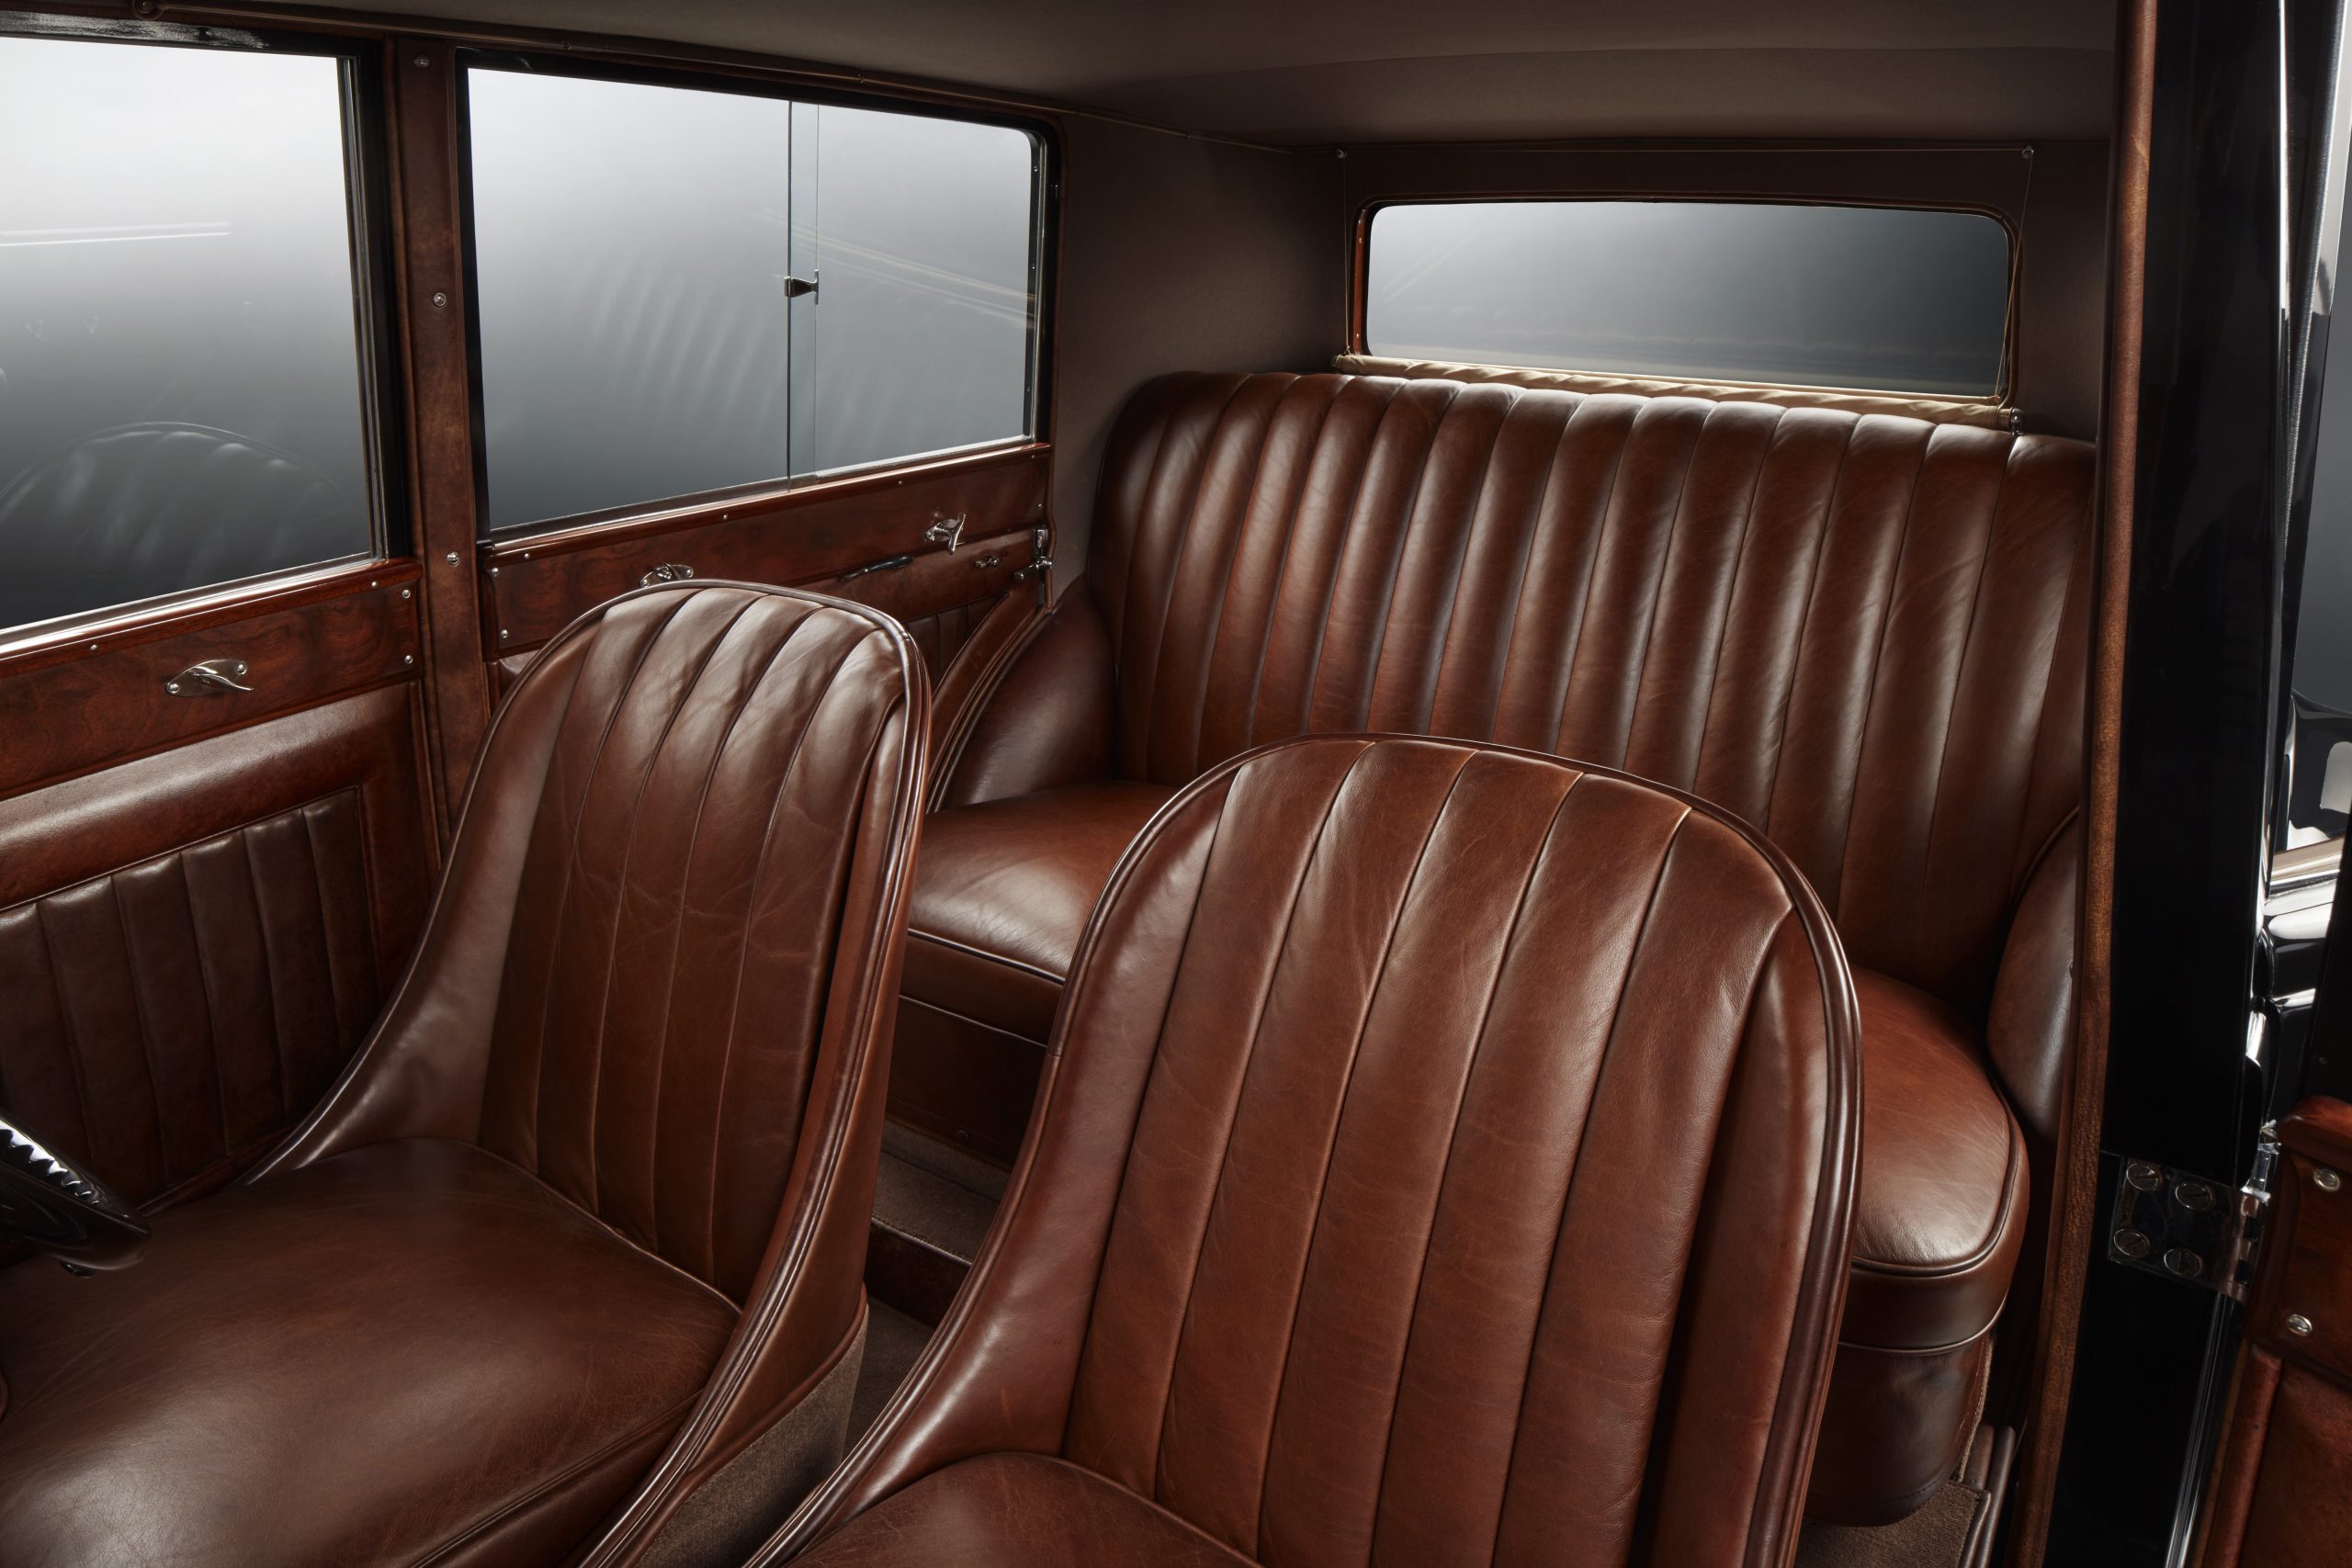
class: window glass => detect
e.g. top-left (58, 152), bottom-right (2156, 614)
top-left (799, 105), bottom-right (1037, 474)
top-left (1364, 200), bottom-right (2014, 398)
top-left (0, 35), bottom-right (378, 634)
top-left (465, 67), bottom-right (1040, 533)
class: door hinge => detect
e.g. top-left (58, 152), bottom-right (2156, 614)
top-left (2107, 1134), bottom-right (2277, 1300)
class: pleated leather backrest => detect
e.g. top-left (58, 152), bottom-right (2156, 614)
top-left (470, 584), bottom-right (916, 1299)
top-left (1053, 736), bottom-right (1856, 1568)
top-left (1087, 372), bottom-right (2093, 1015)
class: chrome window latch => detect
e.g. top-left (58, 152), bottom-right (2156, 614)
top-left (639, 563), bottom-right (695, 586)
top-left (2107, 1134), bottom-right (2276, 1300)
top-left (925, 513), bottom-right (967, 553)
top-left (164, 659), bottom-right (253, 697)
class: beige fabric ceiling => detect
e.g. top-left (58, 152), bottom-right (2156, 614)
top-left (295, 0), bottom-right (2118, 143)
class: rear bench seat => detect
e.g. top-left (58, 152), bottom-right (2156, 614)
top-left (901, 370), bottom-right (2090, 1525)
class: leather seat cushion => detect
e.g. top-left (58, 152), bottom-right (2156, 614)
top-left (904, 781), bottom-right (1175, 1039)
top-left (0, 1137), bottom-right (736, 1568)
top-left (1848, 970), bottom-right (2029, 1351)
top-left (796, 1453), bottom-right (1250, 1567)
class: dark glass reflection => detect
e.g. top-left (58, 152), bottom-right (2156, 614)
top-left (466, 71), bottom-right (1036, 532)
top-left (2288, 190), bottom-right (2352, 844)
top-left (1366, 200), bottom-right (2013, 397)
top-left (0, 37), bottom-right (374, 633)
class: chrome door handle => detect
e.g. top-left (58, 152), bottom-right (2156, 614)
top-left (164, 659), bottom-right (253, 696)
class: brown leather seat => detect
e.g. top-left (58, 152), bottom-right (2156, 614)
top-left (768, 734), bottom-right (1861, 1568)
top-left (902, 370), bottom-right (2093, 1521)
top-left (0, 583), bottom-right (927, 1568)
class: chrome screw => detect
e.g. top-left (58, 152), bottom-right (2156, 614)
top-left (2319, 1168), bottom-right (2344, 1193)
top-left (2163, 1247), bottom-right (2204, 1280)
top-left (430, 292), bottom-right (448, 309)
top-left (2287, 1314), bottom-right (2315, 1337)
top-left (399, 587), bottom-right (412, 600)
top-left (401, 654), bottom-right (414, 667)
top-left (444, 551), bottom-right (460, 566)
top-left (2113, 1229), bottom-right (2152, 1260)
top-left (413, 54), bottom-right (430, 68)
top-left (2126, 1161), bottom-right (2164, 1191)
top-left (2175, 1179), bottom-right (2217, 1213)
top-left (500, 628), bottom-right (511, 641)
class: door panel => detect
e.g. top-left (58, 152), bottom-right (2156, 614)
top-left (0, 565), bottom-right (424, 796)
top-left (0, 683), bottom-right (435, 1209)
top-left (476, 444), bottom-right (1047, 656)
top-left (2198, 1100), bottom-right (2352, 1566)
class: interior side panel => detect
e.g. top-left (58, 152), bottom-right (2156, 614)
top-left (1048, 118), bottom-right (1344, 587)
top-left (0, 684), bottom-right (435, 1208)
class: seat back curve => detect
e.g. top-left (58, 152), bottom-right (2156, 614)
top-left (773, 734), bottom-right (1860, 1568)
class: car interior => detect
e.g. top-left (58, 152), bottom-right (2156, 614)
top-left (0, 1), bottom-right (2347, 1566)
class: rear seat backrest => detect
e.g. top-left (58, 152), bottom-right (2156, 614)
top-left (1084, 371), bottom-right (2093, 1020)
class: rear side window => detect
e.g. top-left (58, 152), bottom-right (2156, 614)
top-left (0, 32), bottom-right (382, 636)
top-left (1363, 199), bottom-right (2014, 399)
top-left (464, 66), bottom-right (1043, 533)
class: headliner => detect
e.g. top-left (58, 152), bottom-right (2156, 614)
top-left (293, 0), bottom-right (2119, 144)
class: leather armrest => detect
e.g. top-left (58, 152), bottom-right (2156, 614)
top-left (938, 581), bottom-right (1116, 808)
top-left (1986, 818), bottom-right (2082, 1160)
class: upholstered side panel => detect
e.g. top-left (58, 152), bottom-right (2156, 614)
top-left (475, 587), bottom-right (910, 1300)
top-left (902, 595), bottom-right (1000, 682)
top-left (0, 793), bottom-right (381, 1207)
top-left (1086, 371), bottom-right (2093, 1012)
top-left (0, 687), bottom-right (433, 1209)
top-left (1057, 737), bottom-right (1853, 1568)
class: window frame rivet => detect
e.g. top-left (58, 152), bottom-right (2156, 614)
top-left (2319, 1168), bottom-right (2343, 1192)
top-left (2287, 1313), bottom-right (2315, 1336)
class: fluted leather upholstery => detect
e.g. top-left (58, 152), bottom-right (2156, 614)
top-left (911, 370), bottom-right (2094, 1520)
top-left (0, 583), bottom-right (927, 1568)
top-left (772, 735), bottom-right (1860, 1568)
top-left (0, 791), bottom-right (382, 1208)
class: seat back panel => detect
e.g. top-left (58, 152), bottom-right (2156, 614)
top-left (477, 587), bottom-right (902, 1296)
top-left (1056, 738), bottom-right (1848, 1568)
top-left (1090, 372), bottom-right (2093, 1013)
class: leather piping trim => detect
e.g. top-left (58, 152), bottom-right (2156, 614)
top-left (411, 1387), bottom-right (707, 1568)
top-left (1849, 1122), bottom-right (2029, 1281)
top-left (758, 732), bottom-right (1860, 1568)
top-left (572, 582), bottom-right (932, 1568)
top-left (1836, 1313), bottom-right (2008, 1361)
top-left (905, 927), bottom-right (1068, 987)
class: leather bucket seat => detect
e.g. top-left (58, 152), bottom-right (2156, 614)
top-left (0, 583), bottom-right (927, 1568)
top-left (900, 370), bottom-right (2092, 1522)
top-left (760, 733), bottom-right (1860, 1568)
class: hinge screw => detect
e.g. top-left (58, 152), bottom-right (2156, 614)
top-left (2163, 1247), bottom-right (2204, 1280)
top-left (2287, 1313), bottom-right (2315, 1336)
top-left (2175, 1179), bottom-right (2217, 1212)
top-left (2319, 1168), bottom-right (2343, 1192)
top-left (2114, 1228), bottom-right (2152, 1260)
top-left (2126, 1162), bottom-right (2164, 1191)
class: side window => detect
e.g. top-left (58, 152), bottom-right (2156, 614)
top-left (463, 65), bottom-right (1042, 535)
top-left (1363, 199), bottom-right (2015, 399)
top-left (0, 32), bottom-right (383, 636)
